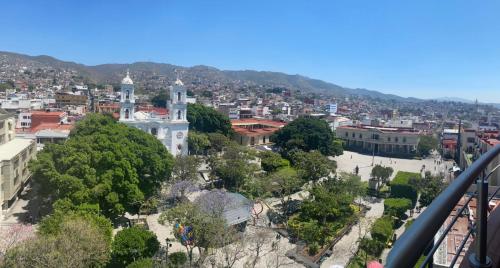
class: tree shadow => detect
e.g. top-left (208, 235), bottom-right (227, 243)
top-left (9, 182), bottom-right (51, 224)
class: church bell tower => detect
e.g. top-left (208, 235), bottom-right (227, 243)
top-left (119, 70), bottom-right (135, 121)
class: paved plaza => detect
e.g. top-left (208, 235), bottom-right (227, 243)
top-left (331, 150), bottom-right (456, 182)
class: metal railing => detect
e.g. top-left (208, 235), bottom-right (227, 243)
top-left (386, 144), bottom-right (500, 268)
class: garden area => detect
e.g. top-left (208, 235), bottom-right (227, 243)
top-left (347, 169), bottom-right (446, 267)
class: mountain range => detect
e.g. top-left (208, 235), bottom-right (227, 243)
top-left (1, 51), bottom-right (422, 101)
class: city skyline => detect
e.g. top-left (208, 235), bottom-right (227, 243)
top-left (2, 1), bottom-right (500, 102)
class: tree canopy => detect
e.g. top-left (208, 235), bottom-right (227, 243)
top-left (2, 217), bottom-right (111, 268)
top-left (417, 135), bottom-right (438, 157)
top-left (259, 151), bottom-right (290, 172)
top-left (30, 113), bottom-right (174, 219)
top-left (290, 150), bottom-right (336, 182)
top-left (151, 92), bottom-right (169, 108)
top-left (187, 103), bottom-right (232, 135)
top-left (271, 117), bottom-right (343, 156)
top-left (111, 227), bottom-right (160, 266)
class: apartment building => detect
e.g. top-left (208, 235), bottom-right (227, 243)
top-left (336, 125), bottom-right (421, 156)
top-left (0, 109), bottom-right (37, 219)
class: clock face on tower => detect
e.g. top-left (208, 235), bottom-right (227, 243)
top-left (176, 132), bottom-right (184, 139)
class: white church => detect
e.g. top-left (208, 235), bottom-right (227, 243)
top-left (119, 71), bottom-right (189, 156)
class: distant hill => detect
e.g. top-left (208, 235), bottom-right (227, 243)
top-left (433, 97), bottom-right (475, 104)
top-left (1, 51), bottom-right (418, 101)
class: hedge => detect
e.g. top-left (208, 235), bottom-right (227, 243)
top-left (390, 171), bottom-right (420, 207)
top-left (384, 198), bottom-right (412, 219)
top-left (371, 216), bottom-right (393, 243)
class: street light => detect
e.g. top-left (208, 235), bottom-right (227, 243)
top-left (165, 238), bottom-right (172, 264)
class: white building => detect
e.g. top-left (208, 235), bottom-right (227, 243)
top-left (119, 72), bottom-right (189, 156)
top-left (326, 103), bottom-right (338, 115)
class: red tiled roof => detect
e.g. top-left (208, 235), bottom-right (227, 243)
top-left (137, 107), bottom-right (168, 115)
top-left (232, 126), bottom-right (280, 137)
top-left (30, 111), bottom-right (66, 117)
top-left (16, 122), bottom-right (74, 134)
top-left (231, 119), bottom-right (286, 128)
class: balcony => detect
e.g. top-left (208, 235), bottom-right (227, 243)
top-left (386, 144), bottom-right (500, 268)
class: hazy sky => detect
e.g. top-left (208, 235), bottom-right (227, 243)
top-left (2, 0), bottom-right (500, 102)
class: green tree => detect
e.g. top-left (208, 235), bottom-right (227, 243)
top-left (159, 202), bottom-right (228, 266)
top-left (168, 252), bottom-right (188, 267)
top-left (187, 103), bottom-right (232, 135)
top-left (259, 151), bottom-right (290, 172)
top-left (370, 165), bottom-right (394, 193)
top-left (417, 135), bottom-right (438, 157)
top-left (290, 150), bottom-right (336, 183)
top-left (2, 218), bottom-right (111, 268)
top-left (418, 172), bottom-right (446, 207)
top-left (188, 131), bottom-right (211, 155)
top-left (151, 92), bottom-right (169, 107)
top-left (172, 155), bottom-right (200, 182)
top-left (38, 200), bottom-right (113, 246)
top-left (207, 132), bottom-right (231, 152)
top-left (271, 117), bottom-right (343, 156)
top-left (112, 227), bottom-right (160, 266)
top-left (213, 143), bottom-right (258, 191)
top-left (264, 167), bottom-right (302, 223)
top-left (30, 113), bottom-right (174, 219)
top-left (126, 258), bottom-right (153, 268)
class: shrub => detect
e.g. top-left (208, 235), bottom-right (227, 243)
top-left (390, 171), bottom-right (420, 206)
top-left (371, 216), bottom-right (393, 243)
top-left (359, 238), bottom-right (385, 257)
top-left (384, 198), bottom-right (412, 219)
top-left (126, 258), bottom-right (153, 268)
top-left (308, 242), bottom-right (319, 256)
top-left (168, 252), bottom-right (188, 267)
top-left (112, 227), bottom-right (160, 266)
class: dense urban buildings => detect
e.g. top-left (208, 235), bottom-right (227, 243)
top-left (0, 109), bottom-right (36, 219)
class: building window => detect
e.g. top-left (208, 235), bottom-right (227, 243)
top-left (177, 110), bottom-right (182, 120)
top-left (352, 133), bottom-right (355, 138)
top-left (388, 137), bottom-right (391, 142)
top-left (395, 137), bottom-right (399, 142)
top-left (125, 109), bottom-right (129, 119)
top-left (403, 137), bottom-right (407, 143)
top-left (359, 134), bottom-right (362, 138)
top-left (151, 128), bottom-right (158, 136)
top-left (263, 136), bottom-right (266, 143)
top-left (345, 132), bottom-right (348, 137)
top-left (250, 137), bottom-right (255, 146)
top-left (177, 92), bottom-right (182, 102)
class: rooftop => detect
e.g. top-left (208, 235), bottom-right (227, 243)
top-left (338, 125), bottom-right (421, 134)
top-left (0, 138), bottom-right (34, 161)
top-left (231, 118), bottom-right (286, 128)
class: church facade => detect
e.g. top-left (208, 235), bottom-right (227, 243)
top-left (119, 71), bottom-right (189, 156)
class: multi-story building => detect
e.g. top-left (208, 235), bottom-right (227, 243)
top-left (231, 119), bottom-right (286, 147)
top-left (336, 125), bottom-right (421, 156)
top-left (0, 109), bottom-right (37, 219)
top-left (55, 92), bottom-right (88, 106)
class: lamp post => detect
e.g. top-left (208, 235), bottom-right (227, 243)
top-left (165, 238), bottom-right (172, 264)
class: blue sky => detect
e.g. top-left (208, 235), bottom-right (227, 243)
top-left (2, 1), bottom-right (500, 102)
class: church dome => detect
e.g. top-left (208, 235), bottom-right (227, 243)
top-left (122, 71), bottom-right (133, 85)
